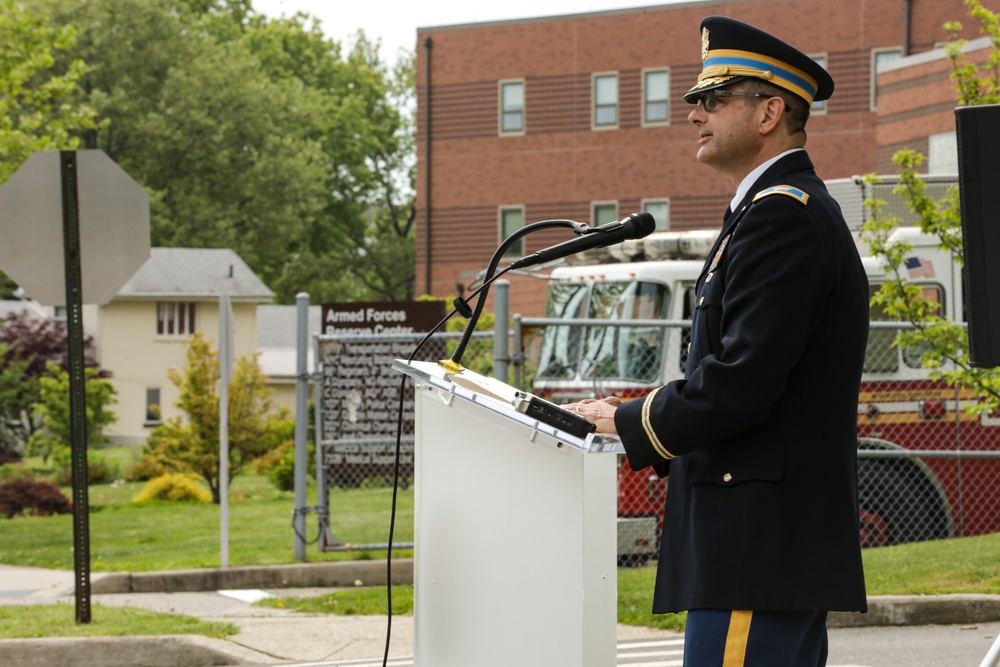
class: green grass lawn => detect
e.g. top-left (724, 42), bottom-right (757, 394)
top-left (0, 605), bottom-right (238, 639)
top-left (0, 458), bottom-right (413, 571)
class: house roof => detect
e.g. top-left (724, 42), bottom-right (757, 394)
top-left (115, 248), bottom-right (274, 301)
top-left (0, 300), bottom-right (47, 320)
top-left (256, 304), bottom-right (322, 380)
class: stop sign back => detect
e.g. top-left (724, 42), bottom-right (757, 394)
top-left (0, 150), bottom-right (150, 305)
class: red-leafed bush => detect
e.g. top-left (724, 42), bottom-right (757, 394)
top-left (0, 478), bottom-right (73, 518)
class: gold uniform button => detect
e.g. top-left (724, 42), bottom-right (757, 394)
top-left (687, 343), bottom-right (691, 353)
top-left (699, 296), bottom-right (705, 306)
top-left (706, 272), bottom-right (714, 282)
top-left (723, 473), bottom-right (733, 483)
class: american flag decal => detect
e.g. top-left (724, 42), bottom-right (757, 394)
top-left (905, 257), bottom-right (935, 280)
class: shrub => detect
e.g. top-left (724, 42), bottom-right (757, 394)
top-left (134, 473), bottom-right (212, 503)
top-left (52, 451), bottom-right (122, 487)
top-left (255, 440), bottom-right (313, 492)
top-left (125, 451), bottom-right (169, 482)
top-left (0, 462), bottom-right (33, 483)
top-left (0, 478), bottom-right (73, 518)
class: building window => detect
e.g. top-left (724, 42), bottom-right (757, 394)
top-left (592, 201), bottom-right (618, 226)
top-left (499, 206), bottom-right (525, 257)
top-left (145, 387), bottom-right (161, 425)
top-left (593, 72), bottom-right (619, 129)
top-left (871, 47), bottom-right (903, 111)
top-left (643, 199), bottom-right (670, 232)
top-left (643, 69), bottom-right (670, 126)
top-left (157, 302), bottom-right (197, 336)
top-left (499, 79), bottom-right (525, 135)
top-left (810, 55), bottom-right (829, 114)
top-left (928, 131), bottom-right (958, 174)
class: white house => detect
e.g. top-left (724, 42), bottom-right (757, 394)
top-left (95, 248), bottom-right (273, 444)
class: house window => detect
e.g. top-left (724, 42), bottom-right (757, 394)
top-left (500, 206), bottom-right (525, 257)
top-left (643, 199), bottom-right (670, 232)
top-left (643, 69), bottom-right (670, 125)
top-left (871, 47), bottom-right (903, 111)
top-left (810, 55), bottom-right (829, 114)
top-left (499, 80), bottom-right (525, 135)
top-left (145, 387), bottom-right (161, 424)
top-left (593, 73), bottom-right (619, 129)
top-left (157, 302), bottom-right (197, 336)
top-left (592, 201), bottom-right (618, 226)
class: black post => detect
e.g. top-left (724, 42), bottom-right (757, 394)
top-left (60, 150), bottom-right (91, 624)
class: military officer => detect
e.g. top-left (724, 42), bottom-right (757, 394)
top-left (570, 15), bottom-right (870, 667)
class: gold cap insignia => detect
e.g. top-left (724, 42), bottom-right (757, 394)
top-left (701, 27), bottom-right (710, 61)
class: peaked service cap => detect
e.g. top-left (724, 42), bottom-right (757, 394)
top-left (684, 16), bottom-right (834, 106)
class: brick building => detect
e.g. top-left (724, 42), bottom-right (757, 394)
top-left (415, 0), bottom-right (992, 316)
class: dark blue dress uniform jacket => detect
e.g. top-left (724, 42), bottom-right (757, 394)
top-left (614, 150), bottom-right (870, 614)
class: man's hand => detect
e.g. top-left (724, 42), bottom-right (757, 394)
top-left (563, 396), bottom-right (622, 435)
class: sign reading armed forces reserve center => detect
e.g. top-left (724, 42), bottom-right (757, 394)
top-left (318, 301), bottom-right (446, 487)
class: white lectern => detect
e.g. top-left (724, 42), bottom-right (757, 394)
top-left (393, 359), bottom-right (623, 667)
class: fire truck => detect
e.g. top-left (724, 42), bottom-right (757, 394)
top-left (529, 179), bottom-right (999, 562)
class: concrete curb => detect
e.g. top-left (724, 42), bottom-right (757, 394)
top-left (80, 562), bottom-right (1000, 629)
top-left (829, 594), bottom-right (1000, 628)
top-left (88, 558), bottom-right (415, 595)
top-left (0, 635), bottom-right (275, 667)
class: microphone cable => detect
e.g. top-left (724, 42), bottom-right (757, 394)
top-left (380, 217), bottom-right (589, 667)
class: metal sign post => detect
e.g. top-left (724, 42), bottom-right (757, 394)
top-left (59, 152), bottom-right (92, 624)
top-left (293, 293), bottom-right (309, 560)
top-left (219, 294), bottom-right (233, 567)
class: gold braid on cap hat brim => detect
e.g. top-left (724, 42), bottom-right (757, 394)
top-left (699, 65), bottom-right (775, 83)
top-left (689, 65), bottom-right (775, 92)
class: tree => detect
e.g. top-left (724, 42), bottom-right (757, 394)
top-left (240, 23), bottom-right (413, 303)
top-left (26, 362), bottom-right (118, 464)
top-left (0, 347), bottom-right (32, 461)
top-left (861, 0), bottom-right (1000, 414)
top-left (336, 46), bottom-right (417, 302)
top-left (0, 0), bottom-right (97, 182)
top-left (146, 333), bottom-right (292, 503)
top-left (0, 0), bottom-right (99, 297)
top-left (0, 312), bottom-right (105, 456)
top-left (32, 0), bottom-right (414, 305)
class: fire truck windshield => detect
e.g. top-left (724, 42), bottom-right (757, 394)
top-left (865, 282), bottom-right (945, 373)
top-left (537, 280), bottom-right (670, 382)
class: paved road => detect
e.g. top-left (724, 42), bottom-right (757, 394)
top-left (827, 621), bottom-right (1000, 667)
top-left (224, 618), bottom-right (1000, 667)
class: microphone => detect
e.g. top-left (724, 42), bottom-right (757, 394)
top-left (508, 212), bottom-right (656, 269)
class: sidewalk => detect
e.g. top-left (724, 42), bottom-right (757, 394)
top-left (0, 562), bottom-right (683, 666)
top-left (2, 562), bottom-right (1000, 666)
top-left (0, 562), bottom-right (417, 666)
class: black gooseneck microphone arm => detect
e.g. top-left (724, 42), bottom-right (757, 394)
top-left (445, 219), bottom-right (586, 370)
top-left (446, 212), bottom-right (656, 369)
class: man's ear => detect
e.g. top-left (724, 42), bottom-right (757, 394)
top-left (758, 96), bottom-right (786, 135)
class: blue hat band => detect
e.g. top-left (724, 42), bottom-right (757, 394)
top-left (702, 49), bottom-right (818, 104)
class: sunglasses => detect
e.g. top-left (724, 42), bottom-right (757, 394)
top-left (695, 89), bottom-right (770, 112)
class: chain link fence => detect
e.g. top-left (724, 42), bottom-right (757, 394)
top-left (520, 317), bottom-right (1000, 551)
top-left (316, 330), bottom-right (496, 551)
top-left (316, 318), bottom-right (1000, 553)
